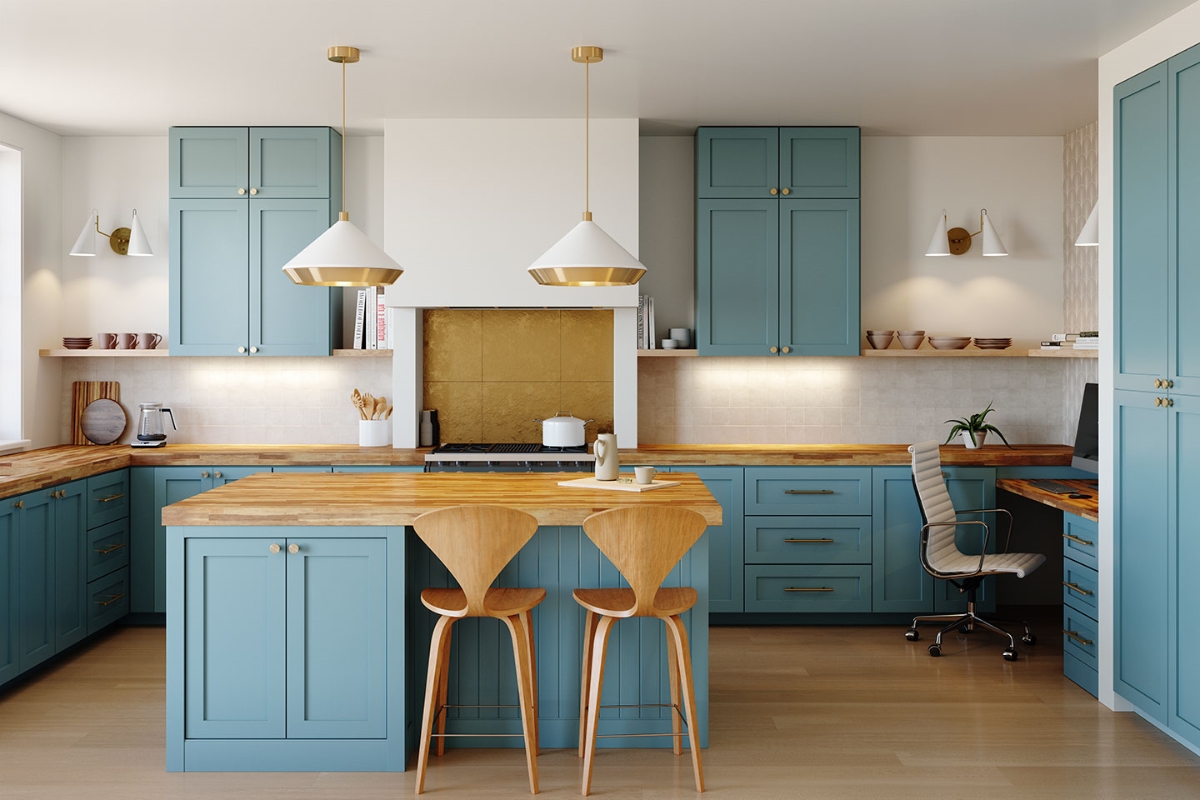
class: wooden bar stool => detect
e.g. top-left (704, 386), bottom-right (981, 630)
top-left (412, 505), bottom-right (545, 795)
top-left (575, 505), bottom-right (708, 795)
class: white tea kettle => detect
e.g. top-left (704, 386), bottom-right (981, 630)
top-left (594, 433), bottom-right (618, 481)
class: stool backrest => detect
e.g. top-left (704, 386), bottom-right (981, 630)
top-left (581, 506), bottom-right (709, 617)
top-left (413, 505), bottom-right (540, 616)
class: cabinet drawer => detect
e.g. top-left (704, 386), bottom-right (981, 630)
top-left (1062, 560), bottom-right (1099, 616)
top-left (745, 516), bottom-right (871, 564)
top-left (87, 518), bottom-right (130, 582)
top-left (1062, 514), bottom-right (1098, 570)
top-left (1062, 604), bottom-right (1098, 670)
top-left (86, 470), bottom-right (129, 529)
top-left (87, 567), bottom-right (130, 635)
top-left (745, 565), bottom-right (871, 612)
top-left (1063, 651), bottom-right (1099, 698)
top-left (744, 468), bottom-right (871, 515)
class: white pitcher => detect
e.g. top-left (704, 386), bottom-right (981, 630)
top-left (594, 433), bottom-right (619, 481)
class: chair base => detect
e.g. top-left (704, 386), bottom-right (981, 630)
top-left (906, 600), bottom-right (1036, 661)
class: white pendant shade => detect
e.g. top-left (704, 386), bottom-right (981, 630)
top-left (70, 212), bottom-right (97, 257)
top-left (1075, 201), bottom-right (1099, 247)
top-left (528, 219), bottom-right (646, 286)
top-left (925, 212), bottom-right (950, 256)
top-left (282, 217), bottom-right (403, 287)
top-left (980, 210), bottom-right (1007, 256)
top-left (127, 209), bottom-right (153, 256)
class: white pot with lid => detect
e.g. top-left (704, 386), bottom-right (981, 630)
top-left (536, 412), bottom-right (593, 448)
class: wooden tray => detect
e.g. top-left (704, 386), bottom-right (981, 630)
top-left (71, 381), bottom-right (120, 445)
top-left (558, 476), bottom-right (681, 493)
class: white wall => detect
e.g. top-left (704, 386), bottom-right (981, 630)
top-left (0, 110), bottom-right (62, 449)
top-left (638, 136), bottom-right (695, 346)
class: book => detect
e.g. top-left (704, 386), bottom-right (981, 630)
top-left (648, 296), bottom-right (656, 349)
top-left (352, 289), bottom-right (366, 350)
top-left (1040, 341), bottom-right (1062, 349)
top-left (366, 286), bottom-right (377, 349)
top-left (637, 295), bottom-right (645, 349)
top-left (376, 288), bottom-right (388, 349)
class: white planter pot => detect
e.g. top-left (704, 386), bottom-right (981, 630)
top-left (960, 430), bottom-right (987, 449)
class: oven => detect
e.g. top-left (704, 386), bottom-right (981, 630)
top-left (424, 443), bottom-right (596, 473)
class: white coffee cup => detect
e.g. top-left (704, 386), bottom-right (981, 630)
top-left (634, 466), bottom-right (657, 485)
top-left (669, 328), bottom-right (691, 348)
top-left (661, 339), bottom-right (679, 349)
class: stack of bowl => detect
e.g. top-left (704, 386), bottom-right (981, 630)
top-left (865, 330), bottom-right (894, 349)
top-left (927, 335), bottom-right (972, 350)
top-left (897, 330), bottom-right (926, 349)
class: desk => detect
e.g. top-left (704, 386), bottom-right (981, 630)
top-left (996, 478), bottom-right (1098, 522)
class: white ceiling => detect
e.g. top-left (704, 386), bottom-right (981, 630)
top-left (1, 0), bottom-right (1195, 137)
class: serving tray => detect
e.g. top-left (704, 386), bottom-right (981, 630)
top-left (558, 476), bottom-right (681, 492)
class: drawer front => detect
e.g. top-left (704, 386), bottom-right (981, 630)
top-left (745, 516), bottom-right (872, 564)
top-left (1062, 604), bottom-right (1098, 670)
top-left (1062, 514), bottom-right (1098, 570)
top-left (87, 518), bottom-right (130, 582)
top-left (1063, 651), bottom-right (1099, 698)
top-left (1062, 560), bottom-right (1099, 616)
top-left (87, 567), bottom-right (130, 635)
top-left (87, 470), bottom-right (130, 529)
top-left (744, 468), bottom-right (871, 515)
top-left (745, 565), bottom-right (871, 612)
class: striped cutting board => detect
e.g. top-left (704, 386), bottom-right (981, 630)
top-left (71, 381), bottom-right (121, 445)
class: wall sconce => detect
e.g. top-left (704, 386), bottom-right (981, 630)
top-left (925, 208), bottom-right (1008, 257)
top-left (69, 209), bottom-right (153, 257)
top-left (1074, 202), bottom-right (1099, 247)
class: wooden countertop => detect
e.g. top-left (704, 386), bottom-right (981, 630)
top-left (160, 471), bottom-right (723, 527)
top-left (996, 478), bottom-right (1099, 522)
top-left (0, 443), bottom-right (1074, 501)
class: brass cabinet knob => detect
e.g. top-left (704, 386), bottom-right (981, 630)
top-left (249, 346), bottom-right (259, 354)
top-left (214, 471), bottom-right (222, 479)
top-left (238, 346), bottom-right (247, 354)
top-left (770, 346), bottom-right (779, 354)
top-left (1154, 379), bottom-right (1163, 388)
top-left (769, 188), bottom-right (779, 196)
top-left (269, 543), bottom-right (281, 554)
top-left (1167, 379), bottom-right (1175, 388)
top-left (781, 188), bottom-right (791, 196)
top-left (201, 471), bottom-right (210, 478)
top-left (238, 188), bottom-right (246, 196)
top-left (249, 188), bottom-right (258, 196)
top-left (288, 543), bottom-right (300, 554)
top-left (781, 346), bottom-right (791, 354)
top-left (1167, 398), bottom-right (1175, 407)
top-left (14, 501), bottom-right (23, 509)
top-left (1155, 397), bottom-right (1162, 407)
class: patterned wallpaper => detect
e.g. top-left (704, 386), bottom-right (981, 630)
top-left (1063, 122), bottom-right (1100, 429)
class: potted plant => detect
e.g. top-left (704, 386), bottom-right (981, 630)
top-left (944, 401), bottom-right (1011, 449)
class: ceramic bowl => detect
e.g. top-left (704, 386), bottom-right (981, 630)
top-left (897, 332), bottom-right (926, 349)
top-left (927, 336), bottom-right (971, 350)
top-left (866, 332), bottom-right (895, 349)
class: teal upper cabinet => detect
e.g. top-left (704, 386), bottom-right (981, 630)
top-left (1171, 47), bottom-right (1200, 397)
top-left (696, 127), bottom-right (860, 357)
top-left (697, 127), bottom-right (860, 199)
top-left (169, 127), bottom-right (342, 357)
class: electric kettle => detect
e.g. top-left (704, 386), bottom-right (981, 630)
top-left (132, 402), bottom-right (177, 448)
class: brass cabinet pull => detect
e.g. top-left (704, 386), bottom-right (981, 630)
top-left (214, 471), bottom-right (223, 479)
top-left (784, 538), bottom-right (835, 543)
top-left (1154, 378), bottom-right (1164, 388)
top-left (201, 471), bottom-right (210, 479)
top-left (1155, 397), bottom-right (1163, 407)
top-left (784, 586), bottom-right (834, 592)
top-left (13, 501), bottom-right (23, 509)
top-left (1062, 629), bottom-right (1094, 647)
top-left (1062, 533), bottom-right (1095, 547)
top-left (237, 347), bottom-right (247, 354)
top-left (1167, 379), bottom-right (1175, 389)
top-left (1167, 398), bottom-right (1175, 407)
top-left (93, 592), bottom-right (126, 607)
top-left (249, 188), bottom-right (258, 196)
top-left (269, 543), bottom-right (281, 554)
top-left (785, 489), bottom-right (835, 495)
top-left (288, 543), bottom-right (300, 554)
top-left (781, 346), bottom-right (791, 354)
top-left (769, 187), bottom-right (779, 196)
top-left (781, 187), bottom-right (791, 196)
top-left (97, 493), bottom-right (126, 503)
top-left (93, 542), bottom-right (126, 555)
top-left (1063, 581), bottom-right (1094, 597)
top-left (769, 346), bottom-right (779, 354)
top-left (238, 188), bottom-right (247, 196)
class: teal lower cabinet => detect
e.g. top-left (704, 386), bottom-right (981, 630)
top-left (663, 467), bottom-right (743, 613)
top-left (16, 489), bottom-right (56, 671)
top-left (0, 501), bottom-right (18, 686)
top-left (1062, 514), bottom-right (1100, 697)
top-left (51, 481), bottom-right (88, 653)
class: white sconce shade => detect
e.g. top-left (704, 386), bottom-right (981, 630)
top-left (282, 215), bottom-right (403, 287)
top-left (529, 218), bottom-right (646, 286)
top-left (127, 209), bottom-right (153, 256)
top-left (925, 211), bottom-right (950, 256)
top-left (1075, 202), bottom-right (1099, 247)
top-left (70, 211), bottom-right (97, 257)
top-left (980, 209), bottom-right (1008, 256)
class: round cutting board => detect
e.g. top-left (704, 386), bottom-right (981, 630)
top-left (80, 398), bottom-right (126, 445)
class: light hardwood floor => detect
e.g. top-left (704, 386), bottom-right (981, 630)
top-left (2, 619), bottom-right (1199, 799)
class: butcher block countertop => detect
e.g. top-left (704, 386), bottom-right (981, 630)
top-left (160, 471), bottom-right (723, 528)
top-left (0, 443), bottom-right (1074, 501)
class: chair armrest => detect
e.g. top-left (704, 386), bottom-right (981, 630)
top-left (956, 507), bottom-right (1014, 552)
top-left (919, 519), bottom-right (990, 577)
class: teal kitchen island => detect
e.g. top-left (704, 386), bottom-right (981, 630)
top-left (161, 471), bottom-right (721, 772)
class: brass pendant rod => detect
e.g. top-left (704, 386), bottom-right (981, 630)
top-left (584, 57), bottom-right (590, 219)
top-left (341, 56), bottom-right (348, 216)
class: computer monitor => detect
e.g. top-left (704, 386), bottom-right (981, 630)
top-left (1071, 382), bottom-right (1099, 474)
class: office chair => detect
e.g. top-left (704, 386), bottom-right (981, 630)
top-left (905, 441), bottom-right (1046, 661)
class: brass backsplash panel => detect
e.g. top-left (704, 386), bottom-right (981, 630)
top-left (424, 309), bottom-right (613, 443)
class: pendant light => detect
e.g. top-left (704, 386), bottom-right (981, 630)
top-left (283, 46), bottom-right (403, 287)
top-left (528, 46), bottom-right (645, 287)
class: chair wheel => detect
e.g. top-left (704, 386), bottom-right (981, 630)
top-left (905, 628), bottom-right (919, 641)
top-left (1003, 649), bottom-right (1018, 661)
top-left (1022, 633), bottom-right (1037, 646)
top-left (928, 644), bottom-right (941, 657)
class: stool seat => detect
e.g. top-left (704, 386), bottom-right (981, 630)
top-left (572, 586), bottom-right (698, 619)
top-left (422, 587), bottom-right (547, 618)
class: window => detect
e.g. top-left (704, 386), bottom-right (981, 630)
top-left (0, 142), bottom-right (22, 447)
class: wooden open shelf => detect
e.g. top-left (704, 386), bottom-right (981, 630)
top-left (1026, 348), bottom-right (1099, 358)
top-left (332, 349), bottom-right (394, 357)
top-left (637, 349), bottom-right (699, 358)
top-left (40, 349), bottom-right (169, 357)
top-left (861, 348), bottom-right (1027, 357)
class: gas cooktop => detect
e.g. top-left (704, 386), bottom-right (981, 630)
top-left (425, 442), bottom-right (594, 465)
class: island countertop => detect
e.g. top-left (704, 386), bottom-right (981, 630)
top-left (160, 470), bottom-right (724, 528)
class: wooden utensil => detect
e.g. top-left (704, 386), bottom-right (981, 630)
top-left (80, 398), bottom-right (126, 445)
top-left (352, 389), bottom-right (367, 420)
top-left (71, 381), bottom-right (120, 445)
top-left (373, 396), bottom-right (387, 420)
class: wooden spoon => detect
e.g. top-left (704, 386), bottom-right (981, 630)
top-left (351, 389), bottom-right (367, 420)
top-left (374, 396), bottom-right (387, 420)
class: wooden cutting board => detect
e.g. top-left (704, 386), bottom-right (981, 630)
top-left (71, 381), bottom-right (120, 445)
top-left (557, 476), bottom-right (681, 492)
top-left (80, 398), bottom-right (126, 445)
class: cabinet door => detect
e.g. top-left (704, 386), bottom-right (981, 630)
top-left (0, 502), bottom-right (17, 686)
top-left (147, 468), bottom-right (211, 615)
top-left (286, 538), bottom-right (387, 738)
top-left (169, 199), bottom-right (250, 357)
top-left (17, 491), bottom-right (55, 671)
top-left (779, 199), bottom-right (860, 356)
top-left (696, 199), bottom-right (779, 356)
top-left (184, 537), bottom-right (286, 739)
top-left (53, 481), bottom-right (88, 653)
top-left (696, 127), bottom-right (779, 199)
top-left (1171, 46), bottom-right (1200, 397)
top-left (1115, 64), bottom-right (1169, 391)
top-left (169, 127), bottom-right (250, 199)
top-left (250, 128), bottom-right (334, 199)
top-left (1170, 394), bottom-right (1200, 740)
top-left (249, 199), bottom-right (337, 356)
top-left (686, 467), bottom-right (744, 614)
top-left (779, 128), bottom-right (860, 199)
top-left (1114, 390), bottom-right (1169, 720)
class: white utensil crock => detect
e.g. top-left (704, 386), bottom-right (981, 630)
top-left (360, 419), bottom-right (389, 447)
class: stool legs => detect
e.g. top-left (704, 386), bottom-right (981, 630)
top-left (521, 608), bottom-right (540, 749)
top-left (665, 614), bottom-right (704, 793)
top-left (502, 612), bottom-right (540, 794)
top-left (416, 615), bottom-right (454, 795)
top-left (665, 622), bottom-right (683, 757)
top-left (577, 610), bottom-right (599, 758)
top-left (580, 614), bottom-right (617, 797)
top-left (434, 617), bottom-right (454, 757)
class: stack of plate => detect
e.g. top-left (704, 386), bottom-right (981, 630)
top-left (973, 337), bottom-right (1013, 350)
top-left (927, 335), bottom-right (972, 350)
top-left (62, 337), bottom-right (93, 350)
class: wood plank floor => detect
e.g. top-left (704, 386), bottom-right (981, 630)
top-left (2, 619), bottom-right (1199, 799)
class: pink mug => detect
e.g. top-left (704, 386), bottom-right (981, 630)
top-left (118, 333), bottom-right (136, 350)
top-left (97, 333), bottom-right (118, 350)
top-left (137, 332), bottom-right (162, 350)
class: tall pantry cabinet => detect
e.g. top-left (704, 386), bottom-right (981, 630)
top-left (1113, 42), bottom-right (1200, 750)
